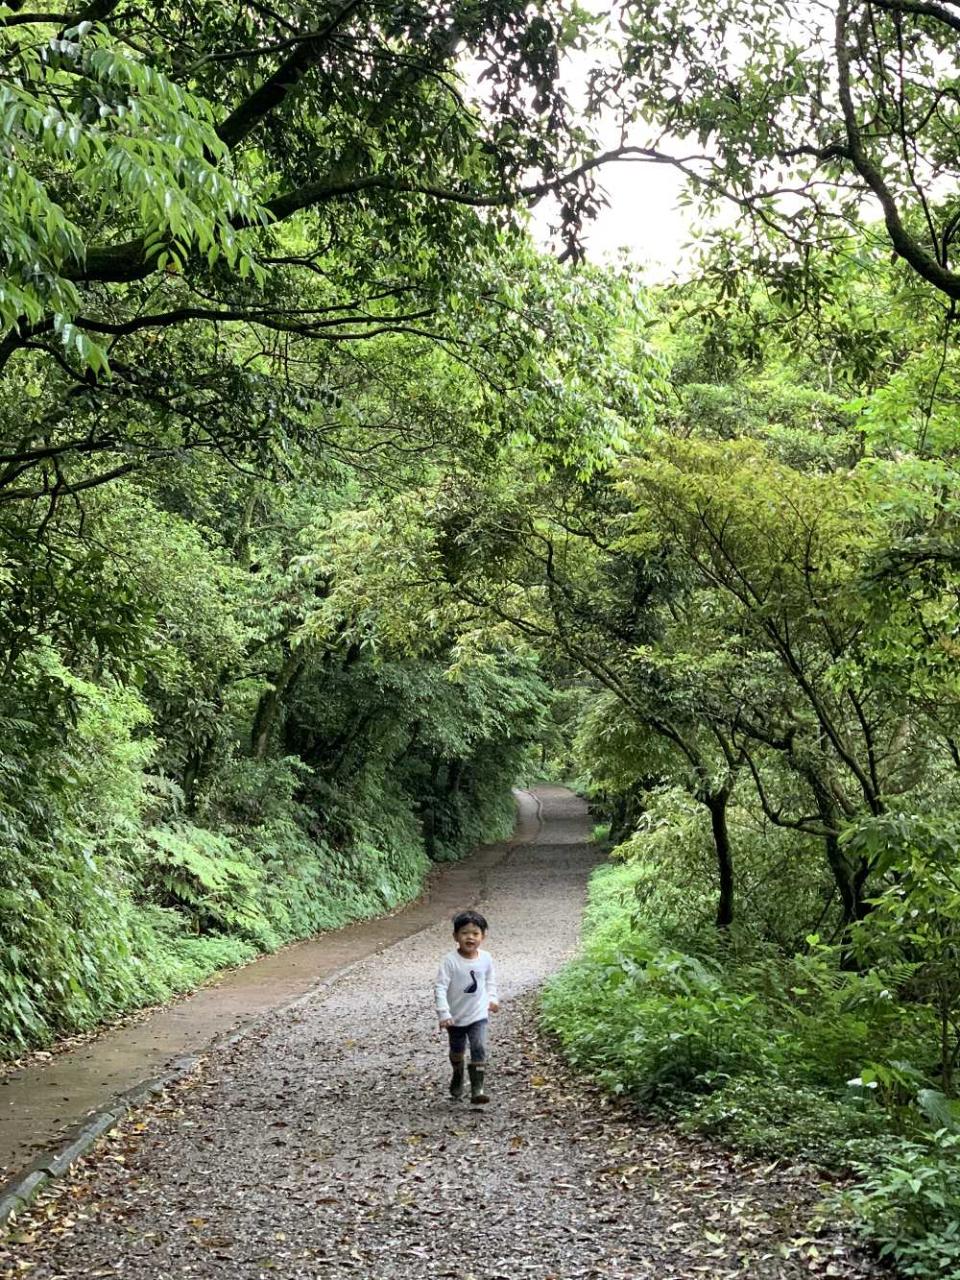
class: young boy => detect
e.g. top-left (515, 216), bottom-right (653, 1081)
top-left (434, 910), bottom-right (499, 1104)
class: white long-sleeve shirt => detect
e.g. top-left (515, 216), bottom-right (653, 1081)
top-left (434, 949), bottom-right (498, 1026)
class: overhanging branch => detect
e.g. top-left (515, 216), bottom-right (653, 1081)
top-left (68, 144), bottom-right (682, 287)
top-left (870, 0), bottom-right (960, 34)
top-left (215, 0), bottom-right (367, 149)
top-left (836, 0), bottom-right (960, 299)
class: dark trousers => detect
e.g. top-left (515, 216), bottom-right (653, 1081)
top-left (446, 1018), bottom-right (488, 1064)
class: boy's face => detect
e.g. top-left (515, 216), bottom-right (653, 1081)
top-left (454, 923), bottom-right (484, 955)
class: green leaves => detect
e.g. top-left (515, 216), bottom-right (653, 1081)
top-left (843, 1130), bottom-right (960, 1275)
top-left (141, 824), bottom-right (267, 939)
top-left (917, 1091), bottom-right (960, 1134)
top-left (0, 19), bottom-right (261, 363)
top-left (54, 316), bottom-right (109, 373)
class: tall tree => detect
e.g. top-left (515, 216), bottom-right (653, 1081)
top-left (0, 0), bottom-right (640, 506)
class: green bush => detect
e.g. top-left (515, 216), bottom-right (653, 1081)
top-left (0, 660), bottom-right (156, 1050)
top-left (140, 824), bottom-right (270, 941)
top-left (0, 657), bottom-right (514, 1055)
top-left (126, 905), bottom-right (260, 997)
top-left (543, 935), bottom-right (772, 1103)
top-left (543, 849), bottom-right (960, 1276)
top-left (682, 1076), bottom-right (886, 1164)
top-left (842, 1131), bottom-right (960, 1277)
top-left (543, 861), bottom-right (936, 1115)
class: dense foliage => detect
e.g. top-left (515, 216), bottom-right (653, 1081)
top-left (0, 253), bottom-right (646, 1050)
top-left (6, 2), bottom-right (960, 1274)
top-left (0, 0), bottom-right (653, 1054)
top-left (522, 271), bottom-right (960, 1278)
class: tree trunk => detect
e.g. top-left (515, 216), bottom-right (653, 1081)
top-left (233, 484), bottom-right (258, 567)
top-left (824, 831), bottom-right (857, 923)
top-left (706, 790), bottom-right (735, 929)
top-left (182, 742), bottom-right (210, 814)
top-left (821, 831), bottom-right (871, 970)
top-left (447, 759), bottom-right (464, 797)
top-left (798, 761), bottom-right (870, 964)
top-left (250, 646), bottom-right (305, 760)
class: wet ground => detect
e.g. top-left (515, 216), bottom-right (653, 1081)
top-left (1, 788), bottom-right (882, 1278)
top-left (0, 791), bottom-right (541, 1179)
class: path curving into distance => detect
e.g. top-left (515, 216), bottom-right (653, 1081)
top-left (2, 788), bottom-right (881, 1279)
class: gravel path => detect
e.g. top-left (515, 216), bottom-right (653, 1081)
top-left (0, 790), bottom-right (541, 1179)
top-left (2, 788), bottom-right (882, 1279)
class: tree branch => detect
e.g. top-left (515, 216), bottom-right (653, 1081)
top-left (68, 143), bottom-right (680, 287)
top-left (836, 0), bottom-right (960, 299)
top-left (740, 744), bottom-right (834, 838)
top-left (0, 462), bottom-right (137, 504)
top-left (0, 12), bottom-right (69, 27)
top-left (73, 303), bottom-right (436, 337)
top-left (215, 0), bottom-right (367, 149)
top-left (870, 0), bottom-right (960, 34)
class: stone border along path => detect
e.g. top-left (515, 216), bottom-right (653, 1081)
top-left (1, 787), bottom-right (883, 1279)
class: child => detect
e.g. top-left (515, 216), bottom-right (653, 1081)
top-left (434, 910), bottom-right (499, 1104)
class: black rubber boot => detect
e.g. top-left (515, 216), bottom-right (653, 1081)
top-left (449, 1061), bottom-right (465, 1099)
top-left (468, 1063), bottom-right (489, 1105)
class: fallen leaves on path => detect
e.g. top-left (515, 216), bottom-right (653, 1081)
top-left (0, 819), bottom-right (886, 1279)
top-left (1, 1001), bottom-right (883, 1280)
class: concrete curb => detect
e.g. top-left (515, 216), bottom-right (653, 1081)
top-left (0, 948), bottom-right (415, 1231)
top-left (0, 794), bottom-right (544, 1231)
top-left (0, 942), bottom-right (425, 1232)
top-left (0, 1058), bottom-right (204, 1230)
top-left (522, 788), bottom-right (544, 832)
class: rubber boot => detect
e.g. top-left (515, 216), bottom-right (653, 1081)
top-left (449, 1059), bottom-right (465, 1099)
top-left (468, 1063), bottom-right (489, 1105)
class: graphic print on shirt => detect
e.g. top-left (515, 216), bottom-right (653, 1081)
top-left (464, 969), bottom-right (478, 994)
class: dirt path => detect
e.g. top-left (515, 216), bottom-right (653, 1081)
top-left (0, 791), bottom-right (541, 1180)
top-left (2, 788), bottom-right (881, 1279)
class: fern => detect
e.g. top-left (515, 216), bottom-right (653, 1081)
top-left (141, 824), bottom-right (265, 937)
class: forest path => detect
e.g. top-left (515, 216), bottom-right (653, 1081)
top-left (3, 788), bottom-right (880, 1279)
top-left (0, 791), bottom-right (542, 1180)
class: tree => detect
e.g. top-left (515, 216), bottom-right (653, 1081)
top-left (607, 1), bottom-right (960, 303)
top-left (0, 0), bottom-right (644, 506)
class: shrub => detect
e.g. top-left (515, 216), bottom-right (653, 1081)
top-left (683, 1076), bottom-right (886, 1164)
top-left (541, 863), bottom-right (774, 1103)
top-left (139, 824), bottom-right (269, 941)
top-left (543, 843), bottom-right (960, 1278)
top-left (842, 1131), bottom-right (960, 1277)
top-left (0, 661), bottom-right (155, 1050)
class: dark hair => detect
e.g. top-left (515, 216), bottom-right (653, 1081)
top-left (452, 910), bottom-right (488, 934)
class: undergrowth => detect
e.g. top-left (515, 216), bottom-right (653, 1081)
top-left (542, 859), bottom-right (960, 1278)
top-left (0, 656), bottom-right (521, 1055)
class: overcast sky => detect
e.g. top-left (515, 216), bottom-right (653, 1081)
top-left (462, 25), bottom-right (736, 281)
top-left (500, 8), bottom-right (747, 281)
top-left (530, 159), bottom-right (709, 279)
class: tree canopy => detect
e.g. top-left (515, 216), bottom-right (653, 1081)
top-left (590, 2), bottom-right (960, 308)
top-left (5, 4), bottom-right (960, 1273)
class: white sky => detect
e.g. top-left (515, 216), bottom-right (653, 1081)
top-left (497, 5), bottom-right (752, 281)
top-left (461, 49), bottom-right (724, 281)
top-left (530, 160), bottom-right (710, 280)
top-left (461, 20), bottom-right (742, 283)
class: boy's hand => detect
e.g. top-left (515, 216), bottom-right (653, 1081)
top-left (439, 1017), bottom-right (454, 1028)
top-left (488, 1001), bottom-right (500, 1013)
